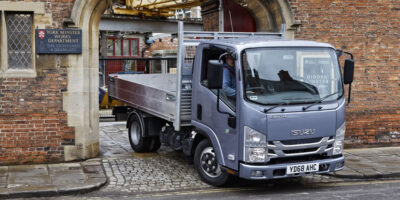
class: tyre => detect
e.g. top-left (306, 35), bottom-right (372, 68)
top-left (149, 136), bottom-right (161, 152)
top-left (194, 140), bottom-right (231, 186)
top-left (128, 112), bottom-right (152, 152)
top-left (113, 106), bottom-right (129, 121)
top-left (115, 112), bottom-right (127, 121)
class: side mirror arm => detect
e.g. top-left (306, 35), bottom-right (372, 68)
top-left (216, 90), bottom-right (236, 129)
top-left (343, 51), bottom-right (354, 60)
top-left (347, 83), bottom-right (352, 104)
top-left (337, 49), bottom-right (354, 60)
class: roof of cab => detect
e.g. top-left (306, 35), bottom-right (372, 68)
top-left (202, 38), bottom-right (335, 50)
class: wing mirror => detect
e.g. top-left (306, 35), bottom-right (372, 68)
top-left (343, 58), bottom-right (354, 84)
top-left (340, 51), bottom-right (355, 104)
top-left (206, 59), bottom-right (236, 129)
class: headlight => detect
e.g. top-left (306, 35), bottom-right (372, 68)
top-left (333, 122), bottom-right (345, 155)
top-left (246, 148), bottom-right (266, 162)
top-left (244, 126), bottom-right (267, 163)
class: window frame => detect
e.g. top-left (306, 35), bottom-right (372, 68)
top-left (106, 37), bottom-right (140, 58)
top-left (199, 46), bottom-right (237, 112)
top-left (0, 10), bottom-right (36, 78)
top-left (240, 47), bottom-right (345, 106)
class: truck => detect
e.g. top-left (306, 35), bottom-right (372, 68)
top-left (108, 22), bottom-right (355, 186)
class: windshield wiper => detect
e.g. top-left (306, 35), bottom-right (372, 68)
top-left (263, 102), bottom-right (289, 113)
top-left (302, 92), bottom-right (339, 111)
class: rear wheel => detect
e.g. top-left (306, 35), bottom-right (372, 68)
top-left (194, 140), bottom-right (231, 186)
top-left (128, 112), bottom-right (152, 152)
top-left (149, 136), bottom-right (161, 152)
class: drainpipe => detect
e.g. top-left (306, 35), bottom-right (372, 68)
top-left (219, 0), bottom-right (224, 32)
top-left (141, 46), bottom-right (150, 73)
top-left (142, 34), bottom-right (154, 73)
top-left (141, 46), bottom-right (149, 57)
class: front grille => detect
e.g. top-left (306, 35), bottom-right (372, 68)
top-left (280, 138), bottom-right (322, 145)
top-left (267, 136), bottom-right (334, 160)
top-left (282, 147), bottom-right (319, 154)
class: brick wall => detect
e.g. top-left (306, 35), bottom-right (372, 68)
top-left (147, 37), bottom-right (178, 56)
top-left (288, 0), bottom-right (400, 147)
top-left (201, 0), bottom-right (400, 147)
top-left (201, 0), bottom-right (220, 31)
top-left (0, 0), bottom-right (75, 165)
top-left (147, 36), bottom-right (196, 63)
top-left (47, 0), bottom-right (75, 28)
top-left (0, 69), bottom-right (74, 164)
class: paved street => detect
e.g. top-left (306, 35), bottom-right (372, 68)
top-left (99, 121), bottom-right (210, 193)
top-left (334, 147), bottom-right (400, 178)
top-left (0, 159), bottom-right (106, 197)
top-left (12, 176), bottom-right (400, 199)
top-left (6, 121), bottom-right (400, 199)
top-left (74, 122), bottom-right (400, 199)
top-left (97, 122), bottom-right (347, 193)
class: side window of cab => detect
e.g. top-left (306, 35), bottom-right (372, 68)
top-left (200, 47), bottom-right (236, 111)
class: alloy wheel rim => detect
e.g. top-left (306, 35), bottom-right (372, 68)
top-left (200, 147), bottom-right (221, 178)
top-left (130, 121), bottom-right (141, 145)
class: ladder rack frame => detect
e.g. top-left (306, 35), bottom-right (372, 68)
top-left (173, 21), bottom-right (285, 130)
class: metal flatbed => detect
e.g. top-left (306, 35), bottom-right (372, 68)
top-left (108, 21), bottom-right (284, 130)
top-left (108, 74), bottom-right (178, 122)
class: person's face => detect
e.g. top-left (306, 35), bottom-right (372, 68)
top-left (227, 56), bottom-right (235, 67)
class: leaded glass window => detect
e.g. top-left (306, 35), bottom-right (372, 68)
top-left (5, 13), bottom-right (32, 69)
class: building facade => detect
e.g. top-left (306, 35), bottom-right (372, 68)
top-left (0, 0), bottom-right (399, 165)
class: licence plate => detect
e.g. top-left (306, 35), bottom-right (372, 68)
top-left (286, 163), bottom-right (319, 174)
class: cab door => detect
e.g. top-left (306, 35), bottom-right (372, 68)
top-left (191, 44), bottom-right (239, 170)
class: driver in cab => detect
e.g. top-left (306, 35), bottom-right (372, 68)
top-left (222, 54), bottom-right (236, 99)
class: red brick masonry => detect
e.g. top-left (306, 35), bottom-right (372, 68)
top-left (288, 0), bottom-right (400, 146)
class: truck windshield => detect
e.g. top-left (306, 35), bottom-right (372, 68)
top-left (242, 47), bottom-right (343, 105)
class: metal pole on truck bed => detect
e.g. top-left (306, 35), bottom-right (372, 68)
top-left (174, 21), bottom-right (184, 131)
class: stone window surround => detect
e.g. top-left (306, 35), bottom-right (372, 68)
top-left (0, 2), bottom-right (46, 78)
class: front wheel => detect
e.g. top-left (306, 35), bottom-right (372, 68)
top-left (194, 140), bottom-right (231, 186)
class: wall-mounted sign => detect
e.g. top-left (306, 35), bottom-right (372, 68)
top-left (36, 29), bottom-right (82, 54)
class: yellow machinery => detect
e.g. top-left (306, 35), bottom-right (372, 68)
top-left (99, 87), bottom-right (125, 109)
top-left (112, 0), bottom-right (202, 17)
top-left (100, 91), bottom-right (126, 109)
top-left (99, 87), bottom-right (129, 120)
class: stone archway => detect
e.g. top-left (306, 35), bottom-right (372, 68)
top-left (203, 0), bottom-right (297, 38)
top-left (64, 0), bottom-right (296, 161)
top-left (62, 0), bottom-right (112, 161)
top-left (235, 0), bottom-right (297, 38)
top-left (275, 0), bottom-right (298, 39)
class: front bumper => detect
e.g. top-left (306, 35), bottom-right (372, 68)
top-left (239, 155), bottom-right (344, 180)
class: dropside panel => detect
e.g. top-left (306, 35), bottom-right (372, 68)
top-left (108, 74), bottom-right (177, 122)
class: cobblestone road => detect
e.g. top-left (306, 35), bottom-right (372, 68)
top-left (99, 122), bottom-right (210, 194)
top-left (97, 122), bottom-right (349, 194)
